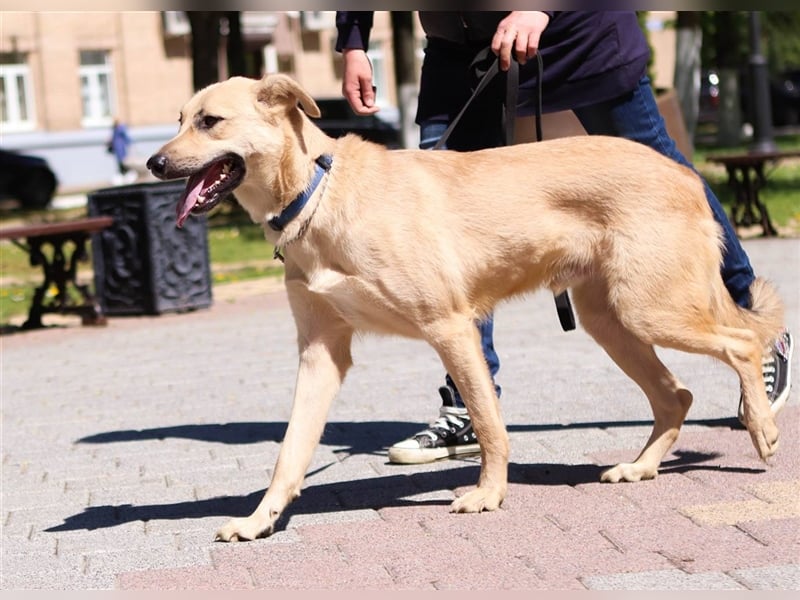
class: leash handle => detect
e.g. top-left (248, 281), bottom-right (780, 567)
top-left (434, 50), bottom-right (543, 150)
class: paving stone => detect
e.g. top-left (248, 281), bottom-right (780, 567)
top-left (1, 237), bottom-right (798, 589)
top-left (730, 563), bottom-right (800, 590)
top-left (583, 568), bottom-right (746, 590)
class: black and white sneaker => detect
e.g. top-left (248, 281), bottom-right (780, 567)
top-left (387, 386), bottom-right (480, 464)
top-left (738, 328), bottom-right (794, 424)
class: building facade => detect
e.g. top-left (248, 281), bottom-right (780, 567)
top-left (1, 11), bottom-right (409, 192)
top-left (1, 11), bottom-right (674, 193)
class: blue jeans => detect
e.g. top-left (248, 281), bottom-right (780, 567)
top-left (421, 75), bottom-right (756, 409)
top-left (573, 77), bottom-right (755, 308)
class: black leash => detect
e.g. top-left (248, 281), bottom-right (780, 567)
top-left (433, 48), bottom-right (576, 332)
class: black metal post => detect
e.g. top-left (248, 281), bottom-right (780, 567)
top-left (748, 12), bottom-right (777, 153)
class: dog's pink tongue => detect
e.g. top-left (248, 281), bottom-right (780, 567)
top-left (176, 173), bottom-right (205, 228)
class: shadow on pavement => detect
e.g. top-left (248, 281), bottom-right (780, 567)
top-left (46, 443), bottom-right (763, 535)
top-left (42, 464), bottom-right (596, 534)
top-left (75, 416), bottom-right (744, 450)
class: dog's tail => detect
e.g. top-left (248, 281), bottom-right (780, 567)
top-left (720, 277), bottom-right (784, 348)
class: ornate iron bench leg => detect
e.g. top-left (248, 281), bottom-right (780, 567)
top-left (20, 233), bottom-right (107, 329)
top-left (21, 239), bottom-right (49, 329)
top-left (752, 163), bottom-right (779, 237)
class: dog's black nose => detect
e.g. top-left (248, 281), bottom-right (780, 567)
top-left (146, 154), bottom-right (168, 178)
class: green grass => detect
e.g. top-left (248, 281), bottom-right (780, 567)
top-left (694, 134), bottom-right (800, 234)
top-left (700, 162), bottom-right (800, 231)
top-left (0, 283), bottom-right (33, 323)
top-left (207, 222), bottom-right (274, 267)
top-left (0, 204), bottom-right (285, 323)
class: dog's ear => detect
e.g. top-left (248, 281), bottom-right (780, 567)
top-left (255, 74), bottom-right (321, 119)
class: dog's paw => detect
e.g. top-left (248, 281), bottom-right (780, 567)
top-left (215, 516), bottom-right (274, 543)
top-left (600, 462), bottom-right (657, 483)
top-left (450, 487), bottom-right (504, 513)
top-left (747, 416), bottom-right (779, 461)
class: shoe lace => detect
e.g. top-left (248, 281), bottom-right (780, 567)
top-left (418, 407), bottom-right (468, 441)
top-left (762, 346), bottom-right (778, 393)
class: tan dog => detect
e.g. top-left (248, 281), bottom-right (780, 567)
top-left (147, 74), bottom-right (783, 542)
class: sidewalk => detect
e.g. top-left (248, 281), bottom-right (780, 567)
top-left (1, 237), bottom-right (798, 590)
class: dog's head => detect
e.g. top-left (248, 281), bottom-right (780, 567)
top-left (147, 74), bottom-right (322, 227)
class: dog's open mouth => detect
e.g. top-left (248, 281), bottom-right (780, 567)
top-left (176, 154), bottom-right (245, 228)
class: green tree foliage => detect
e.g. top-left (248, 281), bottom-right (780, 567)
top-left (763, 12), bottom-right (800, 72)
top-left (701, 11), bottom-right (800, 74)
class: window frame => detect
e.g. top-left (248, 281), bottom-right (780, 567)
top-left (0, 59), bottom-right (37, 132)
top-left (78, 49), bottom-right (116, 128)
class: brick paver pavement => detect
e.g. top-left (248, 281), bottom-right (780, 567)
top-left (2, 237), bottom-right (798, 590)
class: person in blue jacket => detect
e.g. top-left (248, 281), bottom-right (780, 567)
top-left (108, 118), bottom-right (132, 179)
top-left (336, 11), bottom-right (793, 465)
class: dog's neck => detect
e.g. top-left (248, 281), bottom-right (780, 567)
top-left (269, 154), bottom-right (333, 261)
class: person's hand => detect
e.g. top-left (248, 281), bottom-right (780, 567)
top-left (341, 49), bottom-right (380, 115)
top-left (491, 11), bottom-right (551, 71)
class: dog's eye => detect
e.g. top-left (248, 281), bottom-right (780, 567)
top-left (202, 115), bottom-right (223, 129)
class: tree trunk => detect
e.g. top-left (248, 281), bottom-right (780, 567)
top-left (673, 11), bottom-right (701, 153)
top-left (713, 12), bottom-right (743, 146)
top-left (391, 11), bottom-right (418, 149)
top-left (226, 11), bottom-right (246, 78)
top-left (187, 12), bottom-right (221, 92)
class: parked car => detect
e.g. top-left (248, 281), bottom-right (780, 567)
top-left (698, 69), bottom-right (721, 125)
top-left (312, 98), bottom-right (402, 148)
top-left (0, 149), bottom-right (58, 210)
top-left (698, 67), bottom-right (800, 128)
top-left (770, 68), bottom-right (800, 126)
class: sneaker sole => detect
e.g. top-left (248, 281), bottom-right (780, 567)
top-left (387, 443), bottom-right (481, 465)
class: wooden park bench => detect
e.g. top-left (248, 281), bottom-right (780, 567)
top-left (0, 216), bottom-right (114, 329)
top-left (707, 148), bottom-right (800, 237)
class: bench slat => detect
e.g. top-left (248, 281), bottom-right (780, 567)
top-left (0, 216), bottom-right (114, 241)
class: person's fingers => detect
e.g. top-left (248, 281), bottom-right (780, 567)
top-left (342, 79), bottom-right (365, 113)
top-left (493, 11), bottom-right (550, 69)
top-left (342, 75), bottom-right (377, 115)
top-left (496, 27), bottom-right (516, 71)
top-left (358, 78), bottom-right (378, 113)
top-left (515, 30), bottom-right (541, 65)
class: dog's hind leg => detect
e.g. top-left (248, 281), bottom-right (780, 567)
top-left (572, 285), bottom-right (693, 483)
top-left (425, 313), bottom-right (509, 513)
top-left (215, 291), bottom-right (354, 542)
top-left (648, 322), bottom-right (779, 461)
top-left (577, 276), bottom-right (779, 478)
top-left (713, 325), bottom-right (779, 458)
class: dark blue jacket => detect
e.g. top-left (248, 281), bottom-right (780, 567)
top-left (335, 11), bottom-right (650, 118)
top-left (109, 122), bottom-right (131, 162)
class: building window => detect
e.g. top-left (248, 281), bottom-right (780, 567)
top-left (79, 50), bottom-right (115, 127)
top-left (0, 53), bottom-right (36, 132)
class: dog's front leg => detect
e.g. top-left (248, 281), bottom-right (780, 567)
top-left (215, 303), bottom-right (354, 542)
top-left (428, 315), bottom-right (509, 513)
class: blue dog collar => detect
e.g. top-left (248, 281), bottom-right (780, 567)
top-left (268, 154), bottom-right (333, 232)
